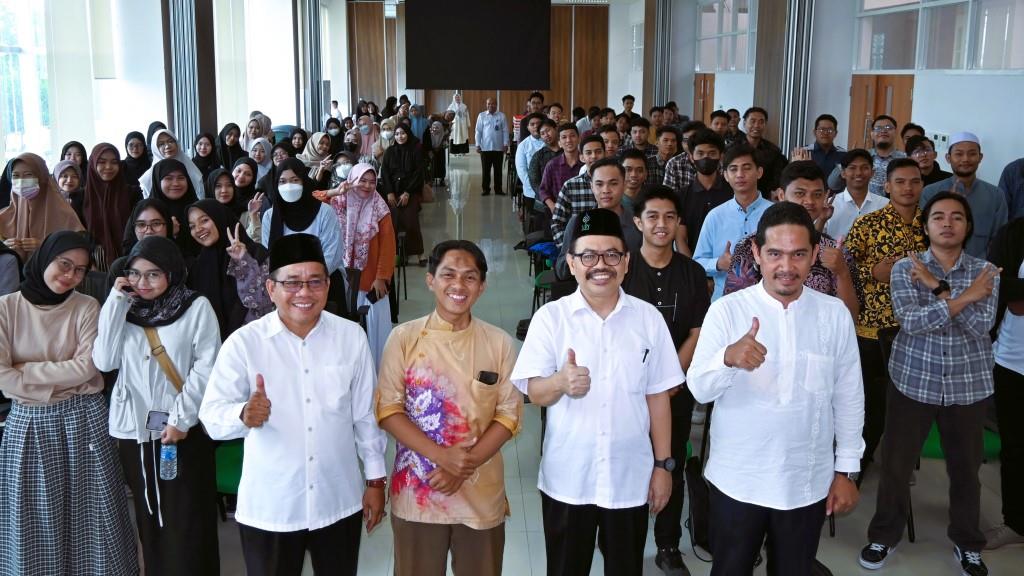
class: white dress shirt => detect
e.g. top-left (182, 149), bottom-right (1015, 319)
top-left (824, 189), bottom-right (889, 240)
top-left (688, 282), bottom-right (865, 510)
top-left (510, 289), bottom-right (683, 508)
top-left (199, 310), bottom-right (386, 532)
top-left (994, 259), bottom-right (1024, 376)
top-left (516, 135), bottom-right (544, 199)
top-left (474, 110), bottom-right (509, 152)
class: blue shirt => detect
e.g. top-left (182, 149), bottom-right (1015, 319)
top-left (998, 158), bottom-right (1024, 221)
top-left (921, 176), bottom-right (1008, 259)
top-left (809, 142), bottom-right (846, 182)
top-left (474, 111), bottom-right (509, 152)
top-left (516, 135), bottom-right (544, 199)
top-left (693, 196), bottom-right (772, 301)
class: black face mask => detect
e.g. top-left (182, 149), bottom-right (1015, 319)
top-left (694, 157), bottom-right (720, 176)
top-left (345, 142), bottom-right (359, 153)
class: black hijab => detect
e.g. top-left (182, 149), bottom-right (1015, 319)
top-left (20, 230), bottom-right (92, 306)
top-left (386, 124), bottom-right (424, 176)
top-left (120, 197), bottom-right (173, 255)
top-left (268, 158), bottom-right (321, 245)
top-left (120, 235), bottom-right (200, 328)
top-left (186, 199), bottom-right (266, 339)
top-left (323, 118), bottom-right (344, 154)
top-left (122, 131), bottom-right (151, 186)
top-left (191, 132), bottom-right (222, 181)
top-left (150, 159), bottom-right (200, 256)
top-left (217, 123), bottom-right (246, 170)
top-left (0, 158), bottom-right (13, 209)
top-left (258, 141), bottom-right (298, 193)
top-left (232, 157), bottom-right (259, 203)
top-left (207, 168), bottom-right (247, 218)
top-left (289, 128), bottom-right (308, 152)
top-left (60, 141), bottom-right (90, 185)
top-left (146, 121), bottom-right (167, 160)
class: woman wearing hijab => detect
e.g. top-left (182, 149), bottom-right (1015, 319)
top-left (61, 141), bottom-right (90, 183)
top-left (323, 163), bottom-right (394, 367)
top-left (84, 143), bottom-right (138, 270)
top-left (289, 127), bottom-right (308, 155)
top-left (138, 129), bottom-right (206, 199)
top-left (115, 197), bottom-right (174, 272)
top-left (374, 117), bottom-right (397, 159)
top-left (381, 96), bottom-right (399, 119)
top-left (323, 117), bottom-right (345, 155)
top-left (356, 114), bottom-right (382, 159)
top-left (447, 93), bottom-right (471, 155)
top-left (209, 167), bottom-right (261, 241)
top-left (94, 235), bottom-right (221, 576)
top-left (261, 158), bottom-right (342, 276)
top-left (146, 121), bottom-right (168, 161)
top-left (427, 119), bottom-right (448, 185)
top-left (408, 105), bottom-right (429, 145)
top-left (248, 137), bottom-right (274, 184)
top-left (0, 153), bottom-right (85, 260)
top-left (186, 199), bottom-right (272, 338)
top-left (191, 132), bottom-right (221, 182)
top-left (216, 123), bottom-right (246, 170)
top-left (298, 131), bottom-right (334, 182)
top-left (52, 159), bottom-right (86, 224)
top-left (367, 101), bottom-right (383, 124)
top-left (149, 158), bottom-right (200, 257)
top-left (343, 128), bottom-right (380, 172)
top-left (123, 131), bottom-right (152, 187)
top-left (0, 231), bottom-right (138, 575)
top-left (380, 123), bottom-right (426, 265)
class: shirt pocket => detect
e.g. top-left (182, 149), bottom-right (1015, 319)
top-left (800, 353), bottom-right (835, 395)
top-left (317, 364), bottom-right (354, 412)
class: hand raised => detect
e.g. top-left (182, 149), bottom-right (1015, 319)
top-left (724, 318), bottom-right (767, 371)
top-left (962, 264), bottom-right (1001, 303)
top-left (561, 348), bottom-right (591, 398)
top-left (242, 374), bottom-right (272, 428)
top-left (820, 236), bottom-right (847, 275)
top-left (248, 192), bottom-right (265, 214)
top-left (225, 223), bottom-right (247, 261)
top-left (908, 252), bottom-right (939, 291)
top-left (716, 241), bottom-right (733, 272)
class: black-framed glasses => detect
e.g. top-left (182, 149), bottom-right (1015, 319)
top-left (872, 125), bottom-right (895, 133)
top-left (570, 251), bottom-right (624, 268)
top-left (126, 269), bottom-right (166, 283)
top-left (135, 219), bottom-right (167, 231)
top-left (270, 278), bottom-right (328, 293)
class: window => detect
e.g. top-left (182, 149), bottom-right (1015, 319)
top-left (856, 10), bottom-right (919, 70)
top-left (696, 0), bottom-right (756, 72)
top-left (0, 1), bottom-right (50, 160)
top-left (923, 2), bottom-right (969, 69)
top-left (973, 0), bottom-right (1024, 69)
top-left (632, 23), bottom-right (643, 72)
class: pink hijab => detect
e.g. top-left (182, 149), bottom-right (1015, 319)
top-left (330, 163), bottom-right (390, 270)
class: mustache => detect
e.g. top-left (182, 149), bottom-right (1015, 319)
top-left (585, 268), bottom-right (617, 280)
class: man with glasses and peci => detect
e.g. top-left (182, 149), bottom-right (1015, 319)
top-left (828, 115), bottom-right (906, 197)
top-left (905, 135), bottom-right (951, 187)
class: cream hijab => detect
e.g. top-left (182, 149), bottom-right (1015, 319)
top-left (138, 129), bottom-right (206, 198)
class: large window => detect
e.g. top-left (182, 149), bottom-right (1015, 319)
top-left (856, 0), bottom-right (1024, 70)
top-left (1, 1), bottom-right (50, 160)
top-left (696, 0), bottom-right (757, 72)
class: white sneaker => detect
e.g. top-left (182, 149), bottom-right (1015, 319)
top-left (983, 524), bottom-right (1024, 549)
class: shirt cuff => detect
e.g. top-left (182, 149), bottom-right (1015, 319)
top-left (494, 415), bottom-right (520, 436)
top-left (375, 403), bottom-right (405, 424)
top-left (835, 457), bottom-right (861, 474)
top-left (362, 455), bottom-right (387, 480)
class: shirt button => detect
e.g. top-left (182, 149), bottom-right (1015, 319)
top-left (306, 398), bottom-right (311, 403)
top-left (308, 427), bottom-right (313, 432)
top-left (309, 484), bottom-right (313, 490)
top-left (309, 456), bottom-right (314, 461)
top-left (302, 342), bottom-right (306, 347)
top-left (143, 355), bottom-right (150, 360)
top-left (657, 287), bottom-right (662, 292)
top-left (304, 369), bottom-right (309, 374)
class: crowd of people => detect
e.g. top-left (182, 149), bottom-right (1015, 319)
top-left (0, 87), bottom-right (1021, 576)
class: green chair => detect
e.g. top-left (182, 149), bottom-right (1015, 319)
top-left (215, 439), bottom-right (244, 521)
top-left (921, 423), bottom-right (1001, 461)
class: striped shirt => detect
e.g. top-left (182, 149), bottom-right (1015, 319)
top-left (551, 173), bottom-right (596, 247)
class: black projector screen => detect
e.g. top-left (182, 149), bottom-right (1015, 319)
top-left (405, 0), bottom-right (550, 90)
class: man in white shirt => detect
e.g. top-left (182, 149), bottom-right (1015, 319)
top-left (511, 208), bottom-right (682, 576)
top-left (515, 112), bottom-right (546, 215)
top-left (688, 202), bottom-right (865, 575)
top-left (475, 97), bottom-right (509, 196)
top-left (199, 233), bottom-right (386, 576)
top-left (824, 148), bottom-right (890, 240)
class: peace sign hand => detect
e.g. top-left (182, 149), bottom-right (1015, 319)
top-left (225, 223), bottom-right (247, 261)
top-left (248, 192), bottom-right (265, 214)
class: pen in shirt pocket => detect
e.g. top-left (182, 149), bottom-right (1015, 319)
top-left (642, 348), bottom-right (650, 363)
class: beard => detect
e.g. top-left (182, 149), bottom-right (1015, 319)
top-left (952, 166), bottom-right (977, 179)
top-left (874, 140), bottom-right (892, 151)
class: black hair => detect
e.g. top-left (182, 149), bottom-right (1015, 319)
top-left (528, 91), bottom-right (544, 102)
top-left (622, 94), bottom-right (635, 102)
top-left (539, 118), bottom-right (558, 131)
top-left (727, 108), bottom-right (740, 115)
top-left (525, 112), bottom-right (546, 125)
top-left (723, 142), bottom-right (760, 168)
top-left (921, 190), bottom-right (974, 248)
top-left (655, 126), bottom-right (680, 141)
top-left (649, 106), bottom-right (665, 115)
top-left (873, 114), bottom-right (898, 130)
top-left (557, 122), bottom-right (579, 136)
top-left (587, 106), bottom-right (601, 119)
top-left (598, 124), bottom-right (619, 136)
top-left (580, 135), bottom-right (605, 151)
top-left (630, 117), bottom-right (651, 130)
top-left (572, 106), bottom-right (586, 120)
top-left (620, 148), bottom-right (647, 163)
top-left (814, 114), bottom-right (838, 130)
top-left (665, 101), bottom-right (678, 110)
top-left (600, 107), bottom-right (616, 117)
top-left (886, 157), bottom-right (922, 180)
top-left (904, 135), bottom-right (935, 157)
top-left (754, 201), bottom-right (820, 248)
top-left (589, 157), bottom-right (625, 179)
top-left (779, 160), bottom-right (826, 191)
top-left (632, 184), bottom-right (682, 218)
top-left (841, 148), bottom-right (874, 168)
top-left (710, 110), bottom-right (730, 122)
top-left (743, 106), bottom-right (768, 121)
top-left (548, 102), bottom-right (564, 112)
top-left (689, 128), bottom-right (725, 152)
top-left (428, 240), bottom-right (488, 282)
top-left (679, 120), bottom-right (707, 135)
top-left (900, 122), bottom-right (924, 139)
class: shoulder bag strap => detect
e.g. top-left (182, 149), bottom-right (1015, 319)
top-left (143, 326), bottom-right (185, 393)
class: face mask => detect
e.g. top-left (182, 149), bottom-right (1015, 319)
top-left (335, 164), bottom-right (352, 179)
top-left (359, 125), bottom-right (371, 135)
top-left (277, 183), bottom-right (304, 203)
top-left (381, 130), bottom-right (394, 140)
top-left (12, 178), bottom-right (41, 200)
top-left (327, 128), bottom-right (340, 137)
top-left (345, 142), bottom-right (359, 153)
top-left (694, 157), bottom-right (720, 176)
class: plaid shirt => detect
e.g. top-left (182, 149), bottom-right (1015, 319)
top-left (664, 152), bottom-right (696, 197)
top-left (551, 173), bottom-right (596, 247)
top-left (646, 153), bottom-right (675, 187)
top-left (889, 250), bottom-right (998, 406)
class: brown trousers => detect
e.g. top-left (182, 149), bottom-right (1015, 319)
top-left (391, 515), bottom-right (505, 576)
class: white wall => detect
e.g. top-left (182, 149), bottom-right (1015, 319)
top-left (608, 0), bottom-right (645, 111)
top-left (712, 72), bottom-right (754, 114)
top-left (245, 0), bottom-right (297, 125)
top-left (325, 0), bottom-right (350, 116)
top-left (805, 0), bottom-right (855, 149)
top-left (46, 0), bottom-right (99, 162)
top-left (214, 0), bottom-right (249, 130)
top-left (668, 0), bottom-right (697, 116)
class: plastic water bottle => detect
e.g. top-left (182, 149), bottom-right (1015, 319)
top-left (160, 444), bottom-right (177, 480)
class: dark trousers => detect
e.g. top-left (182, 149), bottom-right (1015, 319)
top-left (858, 336), bottom-right (888, 469)
top-left (480, 151), bottom-right (504, 193)
top-left (654, 387), bottom-right (696, 549)
top-left (540, 491), bottom-right (648, 576)
top-left (118, 428), bottom-right (220, 576)
top-left (867, 382), bottom-right (987, 551)
top-left (708, 483), bottom-right (826, 576)
top-left (994, 363), bottom-right (1024, 532)
top-left (239, 511), bottom-right (362, 576)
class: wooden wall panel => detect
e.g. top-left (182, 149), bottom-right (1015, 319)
top-left (572, 6), bottom-right (609, 109)
top-left (347, 2), bottom-right (386, 106)
top-left (547, 5), bottom-right (573, 109)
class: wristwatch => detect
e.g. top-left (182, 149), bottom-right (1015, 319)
top-left (654, 458), bottom-right (677, 472)
top-left (838, 471), bottom-right (860, 483)
top-left (932, 280), bottom-right (951, 296)
top-left (366, 478), bottom-right (387, 489)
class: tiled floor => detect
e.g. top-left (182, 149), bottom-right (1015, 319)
top-left (216, 152), bottom-right (1023, 575)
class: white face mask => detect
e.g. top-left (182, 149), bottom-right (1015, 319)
top-left (335, 164), bottom-right (352, 179)
top-left (277, 182), bottom-right (303, 203)
top-left (381, 130), bottom-right (394, 140)
top-left (327, 128), bottom-right (341, 137)
top-left (12, 177), bottom-right (41, 200)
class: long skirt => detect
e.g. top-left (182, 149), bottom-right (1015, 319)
top-left (392, 196), bottom-right (424, 256)
top-left (0, 393), bottom-right (138, 576)
top-left (359, 290), bottom-right (393, 371)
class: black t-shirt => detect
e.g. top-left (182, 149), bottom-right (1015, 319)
top-left (679, 175), bottom-right (733, 253)
top-left (622, 252), bottom-right (710, 349)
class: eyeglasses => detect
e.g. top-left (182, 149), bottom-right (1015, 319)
top-left (54, 257), bottom-right (88, 278)
top-left (815, 128), bottom-right (836, 134)
top-left (911, 148), bottom-right (935, 158)
top-left (126, 269), bottom-right (166, 283)
top-left (570, 251), bottom-right (625, 268)
top-left (270, 278), bottom-right (328, 293)
top-left (872, 125), bottom-right (895, 133)
top-left (135, 220), bottom-right (167, 231)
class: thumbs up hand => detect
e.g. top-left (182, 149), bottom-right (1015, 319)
top-left (724, 318), bottom-right (768, 371)
top-left (242, 374), bottom-right (272, 428)
top-left (560, 348), bottom-right (592, 399)
top-left (716, 241), bottom-right (733, 272)
top-left (820, 236), bottom-right (848, 276)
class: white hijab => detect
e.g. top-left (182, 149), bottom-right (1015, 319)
top-left (138, 129), bottom-right (206, 198)
top-left (249, 137), bottom-right (274, 181)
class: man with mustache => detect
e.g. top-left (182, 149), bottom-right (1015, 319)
top-left (512, 208), bottom-right (681, 576)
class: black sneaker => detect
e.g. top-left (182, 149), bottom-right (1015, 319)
top-left (859, 542), bottom-right (894, 570)
top-left (495, 190), bottom-right (507, 196)
top-left (654, 547), bottom-right (691, 576)
top-left (482, 190), bottom-right (491, 196)
top-left (954, 546), bottom-right (988, 576)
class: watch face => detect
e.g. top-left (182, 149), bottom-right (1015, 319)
top-left (659, 458), bottom-right (677, 472)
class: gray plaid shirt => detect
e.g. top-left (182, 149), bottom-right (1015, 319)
top-left (551, 173), bottom-right (596, 247)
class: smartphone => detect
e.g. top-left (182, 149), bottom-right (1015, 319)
top-left (477, 371), bottom-right (499, 385)
top-left (145, 410), bottom-right (170, 432)
top-left (365, 290), bottom-right (380, 304)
